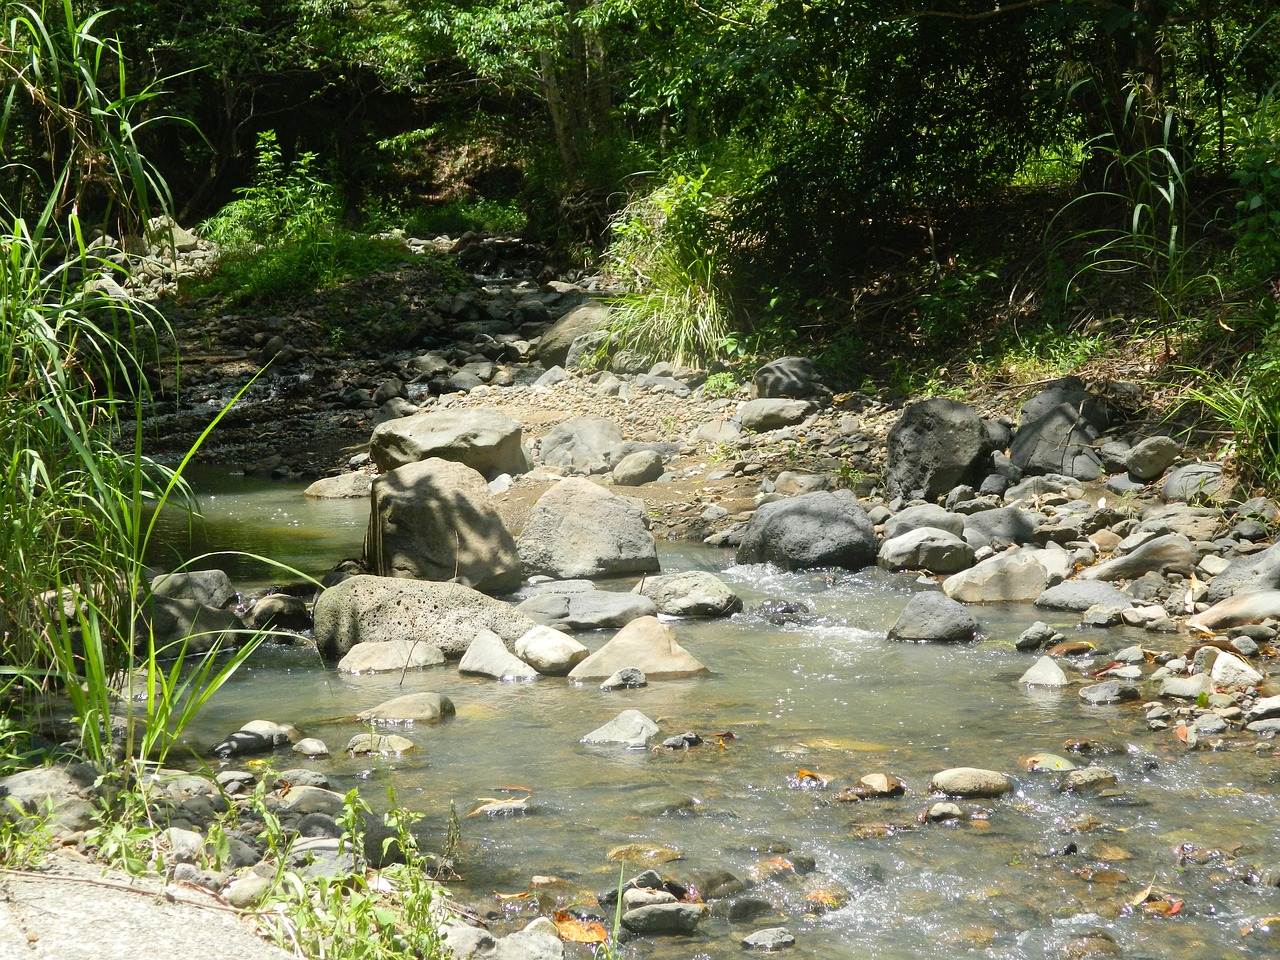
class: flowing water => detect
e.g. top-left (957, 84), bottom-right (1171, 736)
top-left (167, 475), bottom-right (1280, 960)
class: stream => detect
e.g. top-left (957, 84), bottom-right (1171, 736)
top-left (162, 472), bottom-right (1280, 960)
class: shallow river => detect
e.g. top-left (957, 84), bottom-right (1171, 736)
top-left (164, 472), bottom-right (1280, 960)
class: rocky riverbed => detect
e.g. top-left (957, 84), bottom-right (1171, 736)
top-left (6, 226), bottom-right (1280, 960)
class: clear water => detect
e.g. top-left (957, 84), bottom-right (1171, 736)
top-left (171, 477), bottom-right (1280, 960)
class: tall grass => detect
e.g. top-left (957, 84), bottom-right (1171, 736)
top-left (1, 1), bottom-right (259, 772)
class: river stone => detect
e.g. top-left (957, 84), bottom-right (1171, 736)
top-left (621, 902), bottom-right (708, 935)
top-left (347, 733), bottom-right (416, 756)
top-left (1162, 462), bottom-right (1232, 504)
top-left (1078, 681), bottom-right (1140, 705)
top-left (0, 762), bottom-right (100, 832)
top-left (292, 738), bottom-right (329, 757)
top-left (516, 589), bottom-right (657, 630)
top-left (303, 472), bottom-right (374, 499)
top-left (736, 490), bottom-right (878, 571)
top-left (887, 592), bottom-right (979, 643)
top-left (517, 478), bottom-right (659, 579)
top-left (1205, 543), bottom-right (1280, 603)
top-left (634, 570), bottom-right (743, 617)
top-left (139, 595), bottom-right (244, 654)
top-left (1246, 695), bottom-right (1280, 722)
top-left (1035, 580), bottom-right (1133, 613)
top-left (1019, 656), bottom-right (1068, 687)
top-left (1059, 766), bottom-right (1119, 793)
top-left (581, 709), bottom-right (660, 747)
top-left (514, 625), bottom-right (590, 675)
top-left (1159, 673), bottom-right (1210, 699)
top-left (742, 928), bottom-right (796, 951)
top-left (1135, 504), bottom-right (1223, 541)
top-left (1247, 718), bottom-right (1280, 736)
top-left (357, 692), bottom-right (455, 724)
top-left (364, 458), bottom-right (520, 593)
top-left (962, 506), bottom-right (1043, 551)
top-left (1206, 649), bottom-right (1264, 689)
top-left (459, 628), bottom-right (541, 681)
top-left (1187, 590), bottom-right (1280, 630)
top-left (1009, 403), bottom-right (1102, 480)
top-left (537, 300), bottom-right (611, 368)
top-left (1123, 435), bottom-right (1181, 480)
top-left (878, 526), bottom-right (975, 573)
top-left (885, 398), bottom-right (1001, 502)
top-left (942, 547), bottom-right (1070, 603)
top-left (752, 356), bottom-right (824, 399)
top-left (210, 730), bottom-right (273, 758)
top-left (369, 408), bottom-right (528, 478)
top-left (738, 398), bottom-right (813, 432)
top-left (1015, 620), bottom-right (1059, 651)
top-left (1080, 533), bottom-right (1194, 581)
top-left (568, 616), bottom-right (709, 680)
top-left (612, 449), bottom-right (665, 486)
top-left (882, 504), bottom-right (965, 540)
top-left (600, 668), bottom-right (647, 690)
top-left (242, 593), bottom-right (311, 632)
top-left (539, 417), bottom-right (624, 475)
top-left (239, 720), bottom-right (300, 745)
top-left (313, 575), bottom-right (537, 659)
top-left (150, 569), bottom-right (237, 608)
top-left (929, 767), bottom-right (1013, 798)
top-left (280, 785), bottom-right (347, 817)
top-left (336, 638), bottom-right (446, 674)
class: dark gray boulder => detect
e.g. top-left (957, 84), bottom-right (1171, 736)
top-left (1009, 403), bottom-right (1102, 480)
top-left (751, 356), bottom-right (825, 399)
top-left (885, 399), bottom-right (1002, 502)
top-left (1035, 580), bottom-right (1133, 613)
top-left (736, 490), bottom-right (879, 571)
top-left (1204, 541), bottom-right (1280, 603)
top-left (887, 592), bottom-right (980, 643)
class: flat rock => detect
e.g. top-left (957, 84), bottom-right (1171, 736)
top-left (356, 692), bottom-right (455, 724)
top-left (369, 407), bottom-right (528, 477)
top-left (516, 589), bottom-right (657, 630)
top-left (930, 767), bottom-right (1013, 798)
top-left (1078, 681), bottom-right (1140, 704)
top-left (1187, 590), bottom-right (1280, 631)
top-left (336, 638), bottom-right (446, 674)
top-left (1080, 534), bottom-right (1194, 581)
top-left (634, 570), bottom-right (743, 617)
top-left (581, 709), bottom-right (660, 748)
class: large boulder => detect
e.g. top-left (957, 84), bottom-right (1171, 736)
top-left (1019, 377), bottom-right (1112, 431)
top-left (313, 575), bottom-right (536, 659)
top-left (751, 356), bottom-right (826, 399)
top-left (885, 399), bottom-right (1003, 502)
top-left (634, 571), bottom-right (743, 618)
top-left (1079, 533), bottom-right (1195, 581)
top-left (942, 547), bottom-right (1070, 603)
top-left (887, 592), bottom-right (979, 642)
top-left (962, 506), bottom-right (1043, 550)
top-left (538, 417), bottom-right (624, 475)
top-left (517, 478), bottom-right (659, 579)
top-left (1009, 404), bottom-right (1102, 480)
top-left (150, 569), bottom-right (237, 609)
top-left (537, 300), bottom-right (611, 368)
top-left (1204, 541), bottom-right (1280, 603)
top-left (882, 504), bottom-right (965, 541)
top-left (567, 617), bottom-right (709, 680)
top-left (369, 408), bottom-right (528, 477)
top-left (363, 458), bottom-right (519, 594)
top-left (878, 527), bottom-right (975, 574)
top-left (736, 490), bottom-right (878, 571)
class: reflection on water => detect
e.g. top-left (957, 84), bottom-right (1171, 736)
top-left (171, 478), bottom-right (1280, 960)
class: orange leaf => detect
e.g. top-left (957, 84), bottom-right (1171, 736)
top-left (795, 769), bottom-right (830, 787)
top-left (494, 892), bottom-right (530, 901)
top-left (552, 912), bottom-right (607, 944)
top-left (1174, 724), bottom-right (1188, 743)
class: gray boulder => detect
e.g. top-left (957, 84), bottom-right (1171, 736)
top-left (313, 575), bottom-right (537, 659)
top-left (751, 356), bottom-right (825, 399)
top-left (887, 592), bottom-right (979, 642)
top-left (1080, 533), bottom-right (1194, 581)
top-left (516, 590), bottom-right (657, 631)
top-left (357, 692), bottom-right (455, 724)
top-left (736, 490), bottom-right (878, 571)
top-left (336, 639), bottom-right (446, 674)
top-left (1162, 462), bottom-right (1231, 504)
top-left (537, 300), bottom-right (611, 368)
top-left (370, 408), bottom-right (528, 477)
top-left (635, 571), bottom-right (743, 617)
top-left (885, 399), bottom-right (1002, 502)
top-left (364, 458), bottom-right (519, 594)
top-left (962, 506), bottom-right (1043, 550)
top-left (942, 547), bottom-right (1071, 603)
top-left (1035, 580), bottom-right (1133, 612)
top-left (581, 709), bottom-right (660, 748)
top-left (150, 569), bottom-right (237, 609)
top-left (0, 762), bottom-right (100, 832)
top-left (1204, 542), bottom-right (1280, 603)
top-left (514, 625), bottom-right (590, 675)
top-left (139, 596), bottom-right (243, 654)
top-left (567, 617), bottom-right (709, 680)
top-left (737, 398), bottom-right (813, 432)
top-left (1123, 435), bottom-right (1180, 481)
top-left (930, 767), bottom-right (1012, 798)
top-left (882, 504), bottom-right (965, 541)
top-left (459, 629), bottom-right (541, 681)
top-left (517, 478), bottom-right (659, 579)
top-left (878, 527), bottom-right (975, 574)
top-left (611, 449), bottom-right (665, 486)
top-left (539, 417), bottom-right (624, 475)
top-left (1009, 403), bottom-right (1102, 480)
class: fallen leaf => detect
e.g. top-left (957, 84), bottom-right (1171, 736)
top-left (468, 796), bottom-right (530, 817)
top-left (494, 892), bottom-right (530, 901)
top-left (1241, 916), bottom-right (1280, 937)
top-left (791, 769), bottom-right (830, 788)
top-left (552, 912), bottom-right (607, 944)
top-left (1174, 724), bottom-right (1188, 743)
top-left (1129, 876), bottom-right (1157, 908)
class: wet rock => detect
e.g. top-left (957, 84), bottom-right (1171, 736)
top-left (150, 569), bottom-right (237, 608)
top-left (1078, 681), bottom-right (1140, 705)
top-left (888, 591), bottom-right (979, 643)
top-left (1015, 620), bottom-right (1059, 652)
top-left (929, 767), bottom-right (1012, 798)
top-left (357, 692), bottom-right (455, 724)
top-left (336, 638), bottom-right (446, 674)
top-left (634, 570), bottom-right (743, 617)
top-left (621, 902), bottom-right (708, 935)
top-left (736, 490), bottom-right (878, 571)
top-left (1159, 674), bottom-right (1210, 699)
top-left (581, 710), bottom-right (659, 747)
top-left (292, 738), bottom-right (329, 757)
top-left (346, 733), bottom-right (415, 756)
top-left (364, 457), bottom-right (521, 593)
top-left (1206, 649), bottom-right (1264, 689)
top-left (369, 407), bottom-right (529, 478)
top-left (1059, 766), bottom-right (1118, 792)
top-left (210, 730), bottom-right (273, 758)
top-left (742, 928), bottom-right (796, 951)
top-left (243, 593), bottom-right (311, 632)
top-left (1034, 580), bottom-right (1133, 613)
top-left (313, 575), bottom-right (537, 659)
top-left (303, 472), bottom-right (375, 499)
top-left (1019, 656), bottom-right (1069, 687)
top-left (139, 595), bottom-right (244, 654)
top-left (600, 668), bottom-right (647, 690)
top-left (1023, 753), bottom-right (1077, 772)
top-left (459, 628), bottom-right (541, 681)
top-left (567, 617), bottom-right (709, 680)
top-left (925, 801), bottom-right (965, 822)
top-left (514, 625), bottom-right (590, 675)
top-left (517, 478), bottom-right (659, 579)
top-left (516, 589), bottom-right (657, 631)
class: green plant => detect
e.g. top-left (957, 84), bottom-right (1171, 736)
top-left (701, 371), bottom-right (740, 399)
top-left (1229, 84), bottom-right (1280, 284)
top-left (1, 795), bottom-right (52, 868)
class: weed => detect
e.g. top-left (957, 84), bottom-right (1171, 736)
top-left (701, 371), bottom-right (740, 399)
top-left (1, 795), bottom-right (52, 868)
